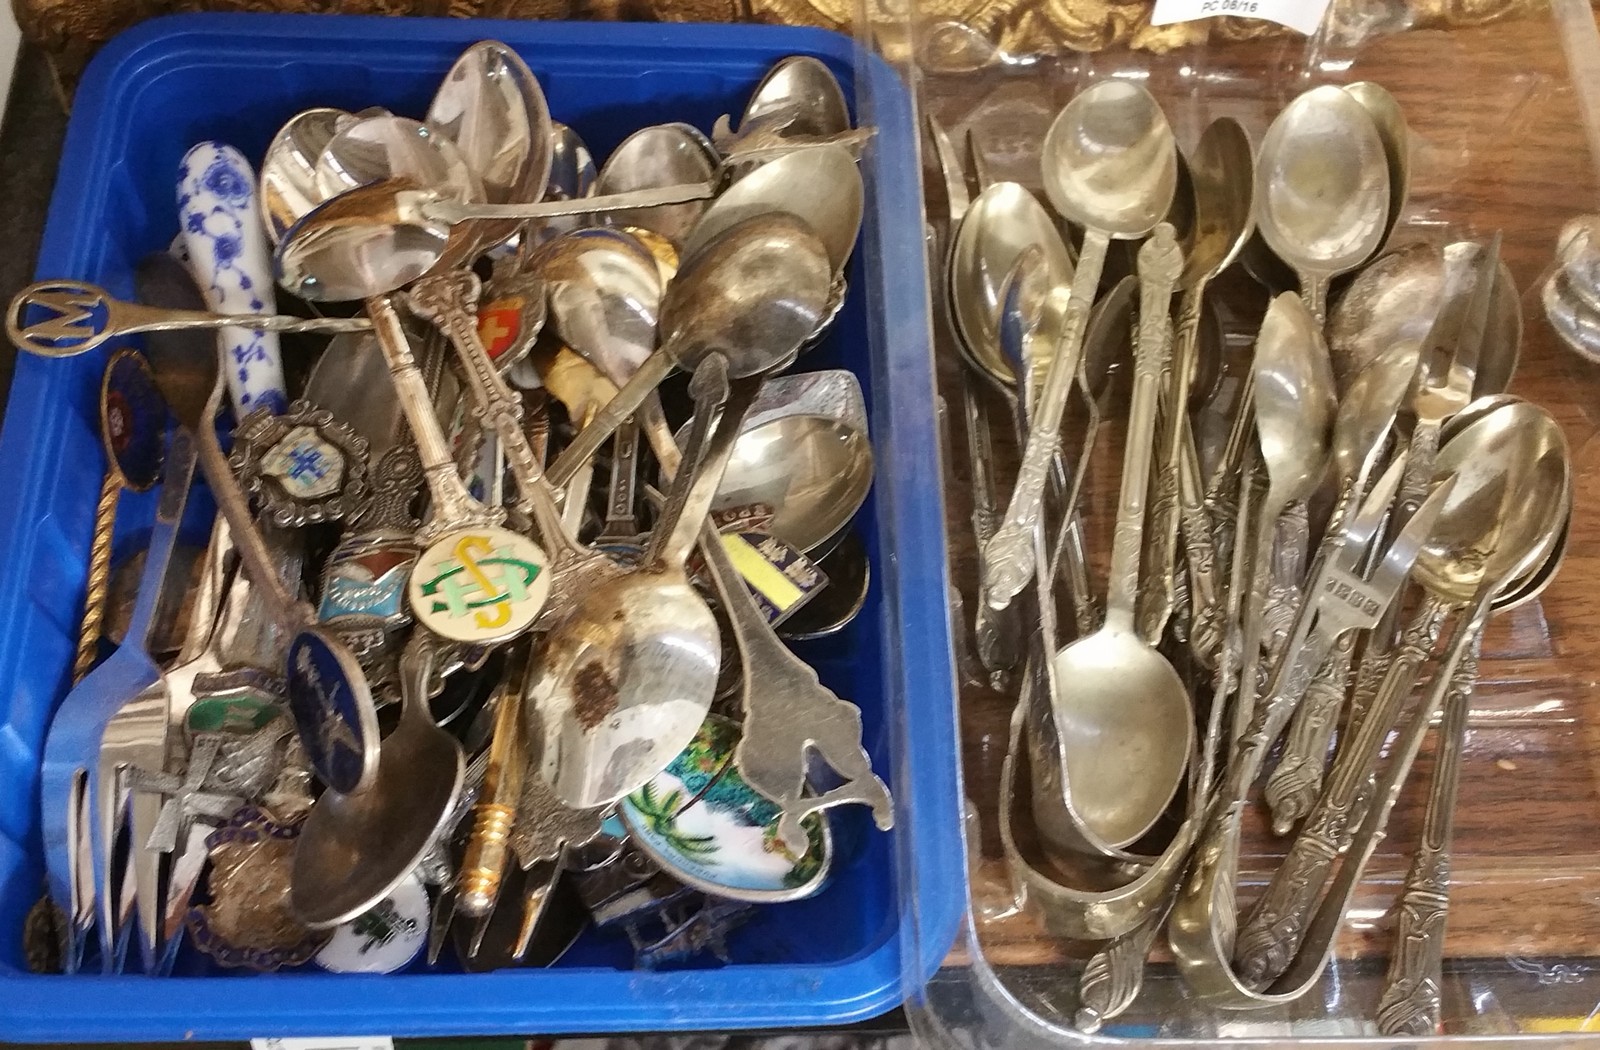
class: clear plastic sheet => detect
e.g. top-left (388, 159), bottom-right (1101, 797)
top-left (877, 0), bottom-right (1600, 1040)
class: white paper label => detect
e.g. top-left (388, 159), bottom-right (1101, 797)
top-left (1150, 0), bottom-right (1329, 35)
top-left (251, 1039), bottom-right (393, 1050)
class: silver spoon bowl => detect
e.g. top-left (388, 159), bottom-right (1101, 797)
top-left (595, 123), bottom-right (718, 248)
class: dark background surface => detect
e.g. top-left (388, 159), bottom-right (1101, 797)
top-left (0, 45), bottom-right (69, 412)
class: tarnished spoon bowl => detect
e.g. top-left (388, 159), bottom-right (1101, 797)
top-left (531, 227), bottom-right (663, 382)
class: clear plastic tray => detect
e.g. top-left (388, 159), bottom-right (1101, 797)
top-left (888, 0), bottom-right (1600, 1041)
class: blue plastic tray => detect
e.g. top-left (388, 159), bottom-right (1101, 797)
top-left (0, 12), bottom-right (962, 1042)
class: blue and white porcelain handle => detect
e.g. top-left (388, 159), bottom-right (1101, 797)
top-left (178, 142), bottom-right (288, 417)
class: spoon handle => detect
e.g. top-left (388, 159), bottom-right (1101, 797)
top-left (546, 350), bottom-right (675, 492)
top-left (1376, 630), bottom-right (1482, 1036)
top-left (1138, 280), bottom-right (1208, 643)
top-left (699, 508), bottom-right (894, 851)
top-left (982, 228), bottom-right (1109, 611)
top-left (457, 644), bottom-right (530, 919)
top-left (72, 472), bottom-right (121, 683)
top-left (6, 279), bottom-right (371, 360)
top-left (179, 142), bottom-right (288, 417)
top-left (1178, 424), bottom-right (1224, 668)
top-left (426, 181), bottom-right (716, 225)
top-left (189, 380), bottom-right (304, 628)
top-left (596, 421), bottom-right (642, 543)
top-left (1264, 640), bottom-right (1355, 834)
top-left (1299, 275), bottom-right (1330, 328)
top-left (1233, 594), bottom-right (1451, 989)
top-left (364, 294), bottom-right (502, 545)
top-left (407, 271), bottom-right (573, 549)
top-left (652, 360), bottom-right (756, 572)
top-left (1103, 226), bottom-right (1183, 631)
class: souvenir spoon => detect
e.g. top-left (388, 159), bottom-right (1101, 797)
top-left (530, 227), bottom-right (663, 381)
top-left (305, 130), bottom-right (859, 245)
top-left (594, 123), bottom-right (718, 248)
top-left (714, 55), bottom-right (850, 149)
top-left (427, 41), bottom-right (551, 212)
top-left (1233, 402), bottom-right (1569, 988)
top-left (517, 121), bottom-right (595, 249)
top-left (704, 370), bottom-right (872, 554)
top-left (524, 354), bottom-right (744, 809)
top-left (313, 114), bottom-right (481, 205)
top-left (678, 144), bottom-right (862, 275)
top-left (6, 281), bottom-right (372, 359)
top-left (292, 633), bottom-right (466, 928)
top-left (75, 352), bottom-right (166, 681)
top-left (426, 40), bottom-right (552, 261)
top-left (406, 270), bottom-right (625, 635)
top-left (541, 215), bottom-right (832, 491)
top-left (1136, 117), bottom-right (1252, 643)
top-left (135, 253), bottom-right (380, 799)
top-left (983, 81), bottom-right (1177, 607)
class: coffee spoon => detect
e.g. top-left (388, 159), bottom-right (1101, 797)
top-left (1137, 117), bottom-right (1252, 643)
top-left (292, 633), bottom-right (466, 927)
top-left (983, 80), bottom-right (1176, 608)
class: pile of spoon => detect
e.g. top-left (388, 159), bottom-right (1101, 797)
top-left (13, 44), bottom-right (893, 978)
top-left (931, 79), bottom-right (1568, 1033)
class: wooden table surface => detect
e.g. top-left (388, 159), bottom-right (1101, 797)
top-left (919, 8), bottom-right (1600, 987)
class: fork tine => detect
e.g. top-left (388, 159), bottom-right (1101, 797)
top-left (1334, 451), bottom-right (1410, 572)
top-left (1367, 473), bottom-right (1458, 600)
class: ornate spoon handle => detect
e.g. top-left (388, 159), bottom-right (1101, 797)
top-left (982, 228), bottom-right (1110, 610)
top-left (1233, 595), bottom-right (1451, 988)
top-left (1265, 639), bottom-right (1355, 834)
top-left (1137, 280), bottom-right (1206, 642)
top-left (1376, 631), bottom-right (1482, 1035)
top-left (407, 271), bottom-right (546, 526)
top-left (364, 294), bottom-right (501, 545)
